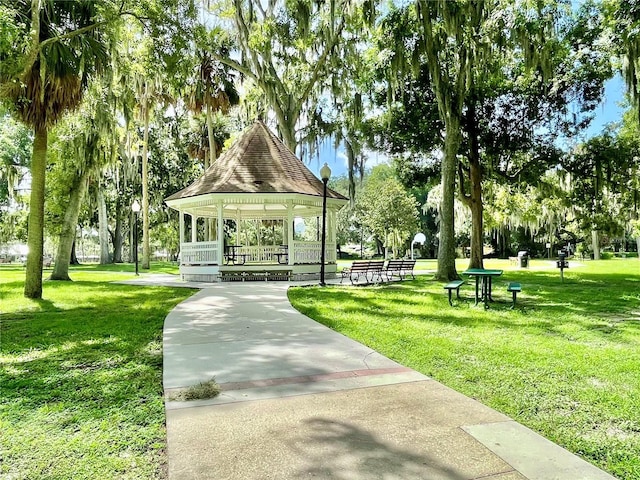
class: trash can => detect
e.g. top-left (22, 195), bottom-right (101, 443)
top-left (517, 251), bottom-right (529, 268)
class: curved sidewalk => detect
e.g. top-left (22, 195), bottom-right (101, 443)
top-left (156, 279), bottom-right (616, 480)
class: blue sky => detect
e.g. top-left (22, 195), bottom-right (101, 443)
top-left (317, 75), bottom-right (628, 179)
top-left (584, 76), bottom-right (626, 137)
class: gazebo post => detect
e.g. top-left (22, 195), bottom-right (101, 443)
top-left (191, 215), bottom-right (197, 243)
top-left (217, 202), bottom-right (224, 264)
top-left (236, 210), bottom-right (241, 246)
top-left (179, 211), bottom-right (185, 247)
top-left (287, 201), bottom-right (294, 266)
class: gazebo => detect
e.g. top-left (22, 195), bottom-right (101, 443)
top-left (165, 121), bottom-right (348, 282)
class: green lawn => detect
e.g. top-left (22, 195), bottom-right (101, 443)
top-left (289, 258), bottom-right (640, 480)
top-left (0, 266), bottom-right (194, 480)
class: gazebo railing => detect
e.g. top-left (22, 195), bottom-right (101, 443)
top-left (180, 241), bottom-right (336, 265)
top-left (181, 241), bottom-right (219, 264)
top-left (239, 245), bottom-right (280, 263)
top-left (292, 241), bottom-right (336, 264)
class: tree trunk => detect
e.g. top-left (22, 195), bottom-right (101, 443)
top-left (70, 240), bottom-right (80, 265)
top-left (274, 108), bottom-right (297, 153)
top-left (50, 173), bottom-right (88, 280)
top-left (206, 104), bottom-right (216, 168)
top-left (468, 160), bottom-right (483, 270)
top-left (591, 229), bottom-right (600, 260)
top-left (113, 199), bottom-right (123, 263)
top-left (636, 237), bottom-right (640, 258)
top-left (142, 91), bottom-right (150, 270)
top-left (436, 118), bottom-right (461, 281)
top-left (466, 99), bottom-right (484, 270)
top-left (97, 187), bottom-right (110, 264)
top-left (24, 126), bottom-right (47, 299)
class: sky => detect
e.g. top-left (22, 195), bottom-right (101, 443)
top-left (316, 75), bottom-right (628, 180)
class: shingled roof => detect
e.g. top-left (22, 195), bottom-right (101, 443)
top-left (166, 121), bottom-right (347, 202)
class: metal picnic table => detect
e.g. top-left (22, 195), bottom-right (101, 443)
top-left (462, 268), bottom-right (504, 308)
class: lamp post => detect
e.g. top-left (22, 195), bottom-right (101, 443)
top-left (319, 163), bottom-right (331, 286)
top-left (131, 199), bottom-right (141, 276)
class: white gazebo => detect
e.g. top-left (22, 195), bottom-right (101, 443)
top-left (165, 121), bottom-right (348, 282)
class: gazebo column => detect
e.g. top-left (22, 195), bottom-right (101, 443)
top-left (282, 215), bottom-right (287, 245)
top-left (236, 210), bottom-right (241, 246)
top-left (179, 211), bottom-right (185, 245)
top-left (287, 201), bottom-right (294, 265)
top-left (330, 210), bottom-right (337, 262)
top-left (217, 202), bottom-right (224, 264)
top-left (191, 215), bottom-right (198, 243)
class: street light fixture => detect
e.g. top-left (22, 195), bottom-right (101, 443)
top-left (319, 163), bottom-right (331, 286)
top-left (131, 199), bottom-right (141, 276)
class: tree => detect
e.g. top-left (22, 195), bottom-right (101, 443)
top-left (608, 0), bottom-right (640, 121)
top-left (46, 79), bottom-right (118, 279)
top-left (357, 165), bottom-right (419, 258)
top-left (564, 131), bottom-right (636, 259)
top-left (0, 113), bottom-right (31, 204)
top-left (374, 1), bottom-right (608, 273)
top-left (211, 0), bottom-right (375, 153)
top-left (0, 0), bottom-right (110, 298)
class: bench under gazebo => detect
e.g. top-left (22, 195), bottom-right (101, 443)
top-left (165, 121), bottom-right (348, 282)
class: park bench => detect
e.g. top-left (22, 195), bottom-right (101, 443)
top-left (341, 260), bottom-right (385, 285)
top-left (400, 259), bottom-right (416, 279)
top-left (443, 280), bottom-right (465, 306)
top-left (383, 259), bottom-right (405, 281)
top-left (507, 282), bottom-right (522, 308)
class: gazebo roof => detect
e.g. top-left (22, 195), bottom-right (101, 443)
top-left (165, 121), bottom-right (347, 202)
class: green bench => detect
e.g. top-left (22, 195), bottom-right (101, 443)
top-left (444, 280), bottom-right (465, 306)
top-left (507, 282), bottom-right (522, 308)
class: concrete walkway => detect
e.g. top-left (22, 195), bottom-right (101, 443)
top-left (122, 275), bottom-right (616, 480)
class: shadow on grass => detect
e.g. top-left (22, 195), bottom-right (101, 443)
top-left (1, 281), bottom-right (193, 411)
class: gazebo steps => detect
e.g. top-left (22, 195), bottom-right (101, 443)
top-left (221, 270), bottom-right (292, 282)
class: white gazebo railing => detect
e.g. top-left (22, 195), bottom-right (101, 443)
top-left (292, 241), bottom-right (336, 264)
top-left (180, 242), bottom-right (336, 266)
top-left (181, 241), bottom-right (219, 264)
top-left (239, 245), bottom-right (280, 263)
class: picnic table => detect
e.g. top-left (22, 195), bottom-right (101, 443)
top-left (275, 245), bottom-right (288, 264)
top-left (462, 268), bottom-right (503, 308)
top-left (224, 245), bottom-right (247, 265)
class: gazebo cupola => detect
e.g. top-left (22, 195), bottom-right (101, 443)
top-left (165, 120), bottom-right (348, 282)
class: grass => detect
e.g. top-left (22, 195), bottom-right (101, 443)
top-left (0, 266), bottom-right (194, 480)
top-left (52, 261), bottom-right (180, 275)
top-left (288, 258), bottom-right (640, 480)
top-left (168, 379), bottom-right (221, 402)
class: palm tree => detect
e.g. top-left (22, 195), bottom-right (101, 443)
top-left (186, 48), bottom-right (239, 168)
top-left (0, 0), bottom-right (108, 298)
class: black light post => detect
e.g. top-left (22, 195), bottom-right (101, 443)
top-left (132, 199), bottom-right (141, 276)
top-left (319, 163), bottom-right (331, 286)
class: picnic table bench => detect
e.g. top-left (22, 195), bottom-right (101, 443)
top-left (443, 279), bottom-right (465, 306)
top-left (507, 282), bottom-right (521, 308)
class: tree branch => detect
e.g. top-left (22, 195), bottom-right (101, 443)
top-left (212, 54), bottom-right (256, 82)
top-left (299, 18), bottom-right (345, 105)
